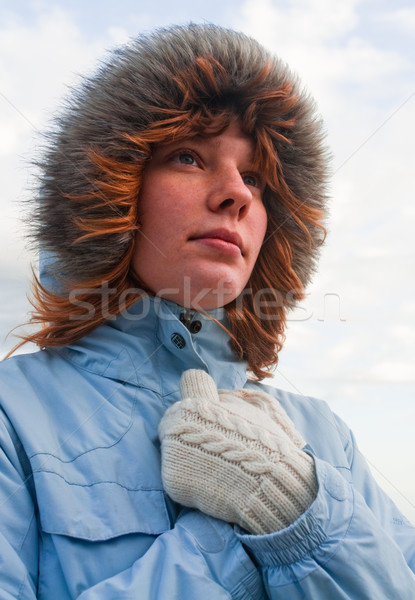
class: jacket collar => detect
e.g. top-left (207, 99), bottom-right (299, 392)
top-left (55, 296), bottom-right (248, 395)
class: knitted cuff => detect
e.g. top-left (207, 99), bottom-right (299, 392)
top-left (239, 447), bottom-right (318, 533)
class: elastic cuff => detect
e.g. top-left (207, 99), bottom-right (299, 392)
top-left (235, 457), bottom-right (353, 567)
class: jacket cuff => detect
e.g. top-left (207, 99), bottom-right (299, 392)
top-left (235, 456), bottom-right (353, 568)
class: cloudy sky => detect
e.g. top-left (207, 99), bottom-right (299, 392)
top-left (0, 0), bottom-right (414, 520)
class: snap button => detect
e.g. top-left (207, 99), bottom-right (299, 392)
top-left (171, 333), bottom-right (186, 349)
top-left (189, 320), bottom-right (202, 334)
top-left (179, 311), bottom-right (193, 328)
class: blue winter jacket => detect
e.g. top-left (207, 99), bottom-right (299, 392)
top-left (1, 296), bottom-right (414, 599)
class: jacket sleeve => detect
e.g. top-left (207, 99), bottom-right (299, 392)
top-left (0, 408), bottom-right (39, 599)
top-left (77, 509), bottom-right (267, 600)
top-left (234, 434), bottom-right (415, 599)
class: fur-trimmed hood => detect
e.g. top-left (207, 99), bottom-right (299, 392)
top-left (32, 23), bottom-right (329, 293)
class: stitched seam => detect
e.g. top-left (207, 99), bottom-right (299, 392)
top-left (17, 574), bottom-right (28, 600)
top-left (51, 348), bottom-right (161, 393)
top-left (29, 390), bottom-right (138, 462)
top-left (32, 469), bottom-right (164, 491)
top-left (230, 532), bottom-right (266, 599)
top-left (231, 569), bottom-right (265, 600)
top-left (17, 508), bottom-right (37, 553)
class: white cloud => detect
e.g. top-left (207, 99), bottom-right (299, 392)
top-left (382, 7), bottom-right (415, 34)
top-left (234, 0), bottom-right (407, 111)
top-left (236, 0), bottom-right (359, 46)
top-left (0, 7), bottom-right (119, 137)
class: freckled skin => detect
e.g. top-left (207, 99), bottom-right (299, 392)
top-left (132, 122), bottom-right (268, 310)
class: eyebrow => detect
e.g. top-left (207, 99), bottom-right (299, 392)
top-left (179, 135), bottom-right (219, 148)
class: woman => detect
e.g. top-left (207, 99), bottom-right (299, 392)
top-left (1, 23), bottom-right (414, 599)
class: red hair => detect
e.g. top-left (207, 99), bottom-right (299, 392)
top-left (11, 49), bottom-right (327, 380)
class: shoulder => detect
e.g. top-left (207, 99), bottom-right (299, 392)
top-left (0, 349), bottom-right (144, 461)
top-left (0, 347), bottom-right (166, 494)
top-left (0, 353), bottom-right (171, 545)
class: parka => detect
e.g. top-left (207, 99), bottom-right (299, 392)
top-left (3, 21), bottom-right (414, 599)
top-left (1, 296), bottom-right (414, 599)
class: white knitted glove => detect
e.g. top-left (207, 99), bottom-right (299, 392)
top-left (158, 369), bottom-right (318, 535)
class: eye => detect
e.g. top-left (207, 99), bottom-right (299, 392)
top-left (175, 152), bottom-right (197, 166)
top-left (242, 174), bottom-right (259, 187)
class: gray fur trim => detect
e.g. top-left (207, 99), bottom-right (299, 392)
top-left (31, 23), bottom-right (329, 291)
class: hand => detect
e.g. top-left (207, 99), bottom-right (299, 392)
top-left (158, 369), bottom-right (318, 535)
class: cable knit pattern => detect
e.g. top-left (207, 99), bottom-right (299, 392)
top-left (159, 370), bottom-right (318, 534)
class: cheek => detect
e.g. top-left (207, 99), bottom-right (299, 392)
top-left (138, 180), bottom-right (191, 233)
top-left (137, 192), bottom-right (170, 239)
top-left (260, 206), bottom-right (268, 241)
top-left (251, 205), bottom-right (268, 259)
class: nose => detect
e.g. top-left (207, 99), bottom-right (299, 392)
top-left (207, 166), bottom-right (253, 220)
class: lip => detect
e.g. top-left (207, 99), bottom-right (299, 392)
top-left (189, 228), bottom-right (243, 256)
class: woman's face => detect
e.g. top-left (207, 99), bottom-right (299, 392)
top-left (132, 121), bottom-right (268, 310)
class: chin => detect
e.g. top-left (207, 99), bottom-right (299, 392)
top-left (186, 285), bottom-right (244, 311)
top-left (185, 269), bottom-right (248, 304)
top-left (157, 285), bottom-right (242, 311)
